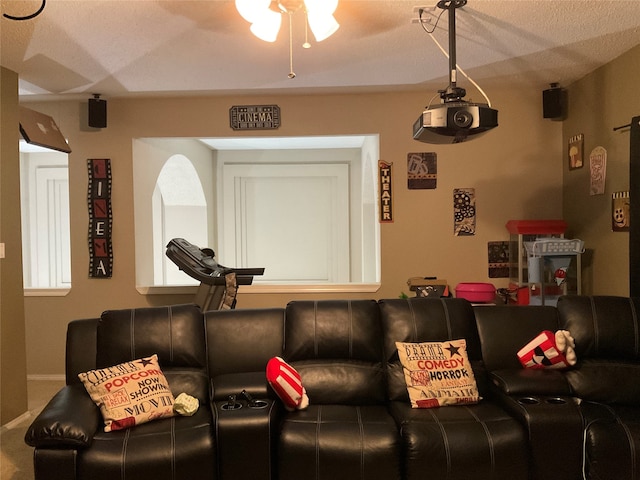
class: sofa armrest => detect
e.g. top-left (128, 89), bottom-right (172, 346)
top-left (213, 397), bottom-right (283, 480)
top-left (489, 368), bottom-right (573, 396)
top-left (25, 383), bottom-right (100, 448)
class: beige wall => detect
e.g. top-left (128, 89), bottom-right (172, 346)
top-left (0, 45), bottom-right (636, 416)
top-left (23, 85), bottom-right (564, 376)
top-left (563, 44), bottom-right (640, 295)
top-left (1, 67), bottom-right (29, 425)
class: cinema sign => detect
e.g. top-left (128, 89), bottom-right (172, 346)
top-left (229, 105), bottom-right (281, 130)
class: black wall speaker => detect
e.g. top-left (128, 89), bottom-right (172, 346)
top-left (542, 84), bottom-right (566, 120)
top-left (88, 96), bottom-right (107, 128)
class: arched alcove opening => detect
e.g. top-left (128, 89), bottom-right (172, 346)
top-left (152, 154), bottom-right (207, 285)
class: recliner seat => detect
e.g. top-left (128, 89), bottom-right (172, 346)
top-left (277, 300), bottom-right (403, 480)
top-left (379, 298), bottom-right (530, 480)
top-left (26, 304), bottom-right (216, 480)
top-left (558, 295), bottom-right (640, 480)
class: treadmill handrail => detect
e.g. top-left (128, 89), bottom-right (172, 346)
top-left (165, 238), bottom-right (264, 285)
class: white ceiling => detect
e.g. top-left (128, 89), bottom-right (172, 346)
top-left (2, 0), bottom-right (640, 102)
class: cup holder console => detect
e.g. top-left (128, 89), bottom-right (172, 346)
top-left (221, 394), bottom-right (243, 410)
top-left (215, 391), bottom-right (276, 479)
top-left (240, 389), bottom-right (268, 409)
top-left (517, 396), bottom-right (569, 406)
top-left (248, 399), bottom-right (269, 409)
top-left (508, 393), bottom-right (583, 480)
top-left (218, 391), bottom-right (270, 411)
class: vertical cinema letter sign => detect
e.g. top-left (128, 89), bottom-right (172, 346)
top-left (378, 160), bottom-right (393, 223)
top-left (88, 159), bottom-right (113, 278)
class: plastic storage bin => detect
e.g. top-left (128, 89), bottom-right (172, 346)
top-left (455, 282), bottom-right (496, 303)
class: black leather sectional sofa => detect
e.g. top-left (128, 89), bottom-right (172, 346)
top-left (25, 295), bottom-right (640, 480)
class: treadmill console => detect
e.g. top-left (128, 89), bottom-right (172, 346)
top-left (166, 238), bottom-right (264, 285)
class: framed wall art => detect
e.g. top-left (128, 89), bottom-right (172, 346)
top-left (568, 133), bottom-right (584, 169)
top-left (453, 188), bottom-right (476, 236)
top-left (88, 158), bottom-right (113, 278)
top-left (407, 152), bottom-right (437, 189)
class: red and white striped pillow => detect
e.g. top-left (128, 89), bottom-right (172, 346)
top-left (517, 330), bottom-right (573, 369)
top-left (266, 357), bottom-right (309, 410)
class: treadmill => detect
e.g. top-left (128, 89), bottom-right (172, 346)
top-left (165, 238), bottom-right (264, 310)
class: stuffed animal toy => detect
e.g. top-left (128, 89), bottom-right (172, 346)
top-left (517, 329), bottom-right (577, 369)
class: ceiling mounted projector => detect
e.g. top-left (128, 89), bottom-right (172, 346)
top-left (413, 102), bottom-right (498, 144)
top-left (413, 0), bottom-right (498, 144)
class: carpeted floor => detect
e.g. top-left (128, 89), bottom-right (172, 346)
top-left (1, 380), bottom-right (65, 480)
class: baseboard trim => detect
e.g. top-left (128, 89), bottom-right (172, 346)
top-left (27, 374), bottom-right (65, 382)
top-left (1, 411), bottom-right (31, 431)
top-left (2, 376), bottom-right (66, 431)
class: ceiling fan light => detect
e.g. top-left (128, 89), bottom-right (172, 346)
top-left (236, 0), bottom-right (272, 23)
top-left (308, 13), bottom-right (339, 42)
top-left (304, 0), bottom-right (338, 15)
top-left (250, 13), bottom-right (282, 42)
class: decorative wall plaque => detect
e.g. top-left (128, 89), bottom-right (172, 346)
top-left (568, 133), bottom-right (584, 169)
top-left (453, 187), bottom-right (476, 236)
top-left (407, 152), bottom-right (437, 189)
top-left (378, 160), bottom-right (393, 223)
top-left (229, 105), bottom-right (281, 130)
top-left (87, 158), bottom-right (113, 278)
top-left (589, 146), bottom-right (607, 195)
top-left (612, 191), bottom-right (630, 232)
top-left (488, 241), bottom-right (510, 278)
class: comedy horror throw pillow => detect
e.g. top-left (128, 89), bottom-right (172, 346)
top-left (78, 354), bottom-right (175, 432)
top-left (395, 339), bottom-right (480, 408)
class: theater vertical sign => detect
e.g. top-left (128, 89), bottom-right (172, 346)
top-left (379, 161), bottom-right (393, 223)
top-left (88, 159), bottom-right (113, 277)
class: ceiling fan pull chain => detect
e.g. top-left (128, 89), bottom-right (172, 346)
top-left (303, 13), bottom-right (311, 48)
top-left (288, 12), bottom-right (296, 78)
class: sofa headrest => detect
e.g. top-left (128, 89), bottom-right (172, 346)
top-left (96, 304), bottom-right (206, 369)
top-left (284, 300), bottom-right (382, 362)
top-left (379, 298), bottom-right (481, 361)
top-left (205, 307), bottom-right (284, 377)
top-left (283, 300), bottom-right (385, 405)
top-left (474, 304), bottom-right (561, 371)
top-left (557, 295), bottom-right (640, 360)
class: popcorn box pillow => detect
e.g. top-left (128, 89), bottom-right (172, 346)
top-left (266, 356), bottom-right (306, 410)
top-left (395, 339), bottom-right (480, 408)
top-left (517, 330), bottom-right (575, 369)
top-left (78, 354), bottom-right (175, 432)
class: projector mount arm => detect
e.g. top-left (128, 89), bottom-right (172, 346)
top-left (436, 0), bottom-right (468, 103)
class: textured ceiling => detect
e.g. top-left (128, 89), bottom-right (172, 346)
top-left (2, 0), bottom-right (640, 101)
